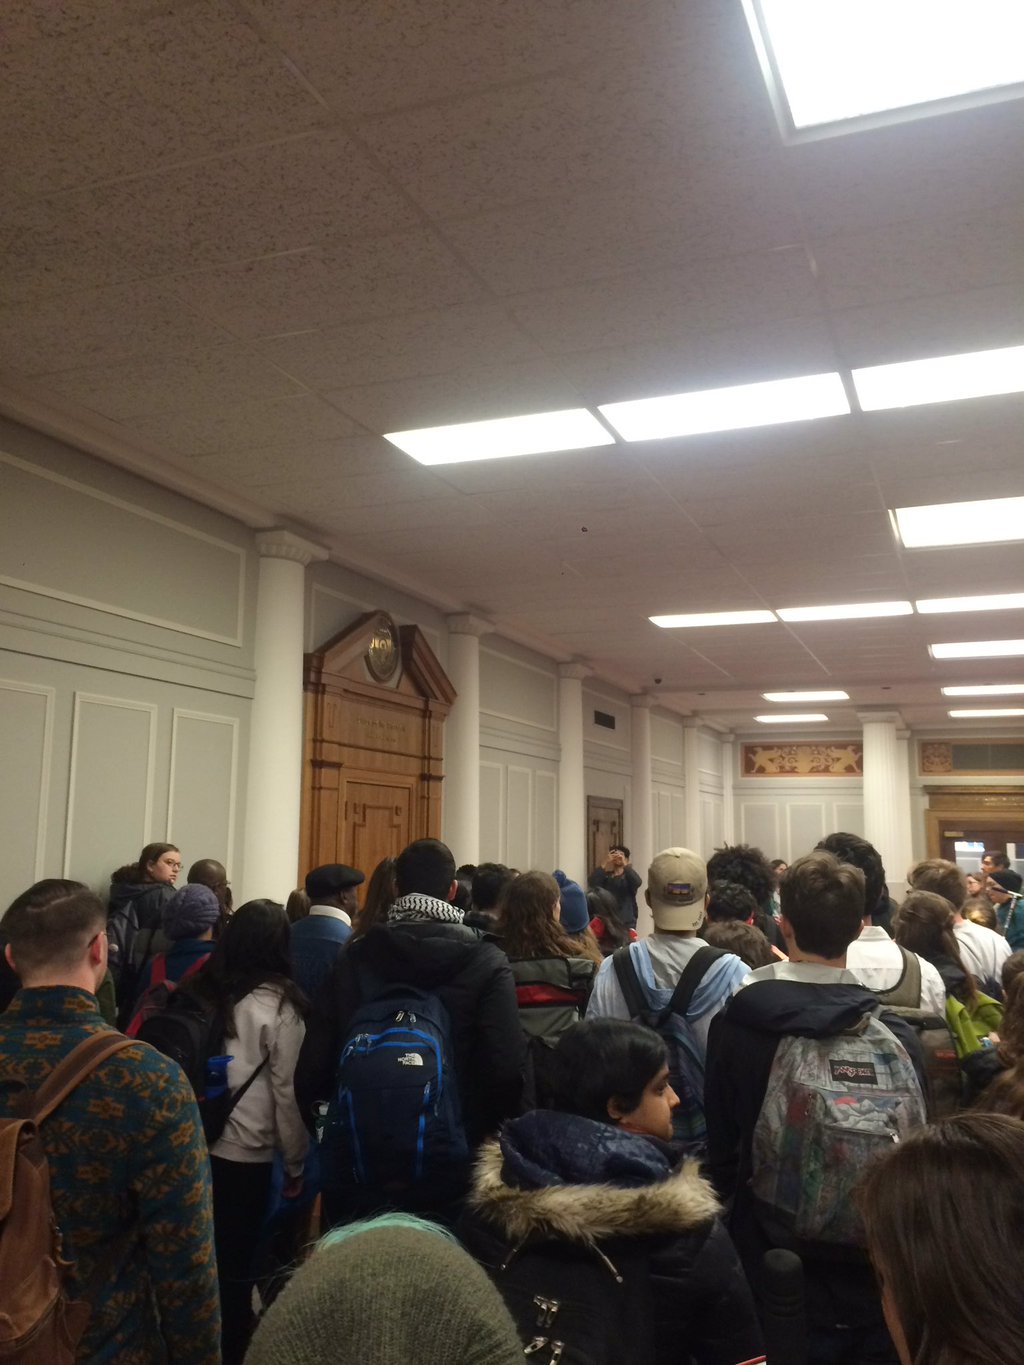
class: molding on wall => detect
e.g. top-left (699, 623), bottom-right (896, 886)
top-left (0, 449), bottom-right (247, 647)
top-left (64, 692), bottom-right (158, 876)
top-left (167, 708), bottom-right (240, 861)
top-left (479, 759), bottom-right (507, 863)
top-left (0, 607), bottom-right (256, 697)
top-left (0, 678), bottom-right (54, 880)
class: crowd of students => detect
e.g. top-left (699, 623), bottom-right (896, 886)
top-left (1, 834), bottom-right (1023, 1364)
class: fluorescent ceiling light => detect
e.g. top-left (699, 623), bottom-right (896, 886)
top-left (893, 496), bottom-right (1024, 549)
top-left (948, 709), bottom-right (1024, 719)
top-left (930, 639), bottom-right (1024, 660)
top-left (599, 373), bottom-right (849, 442)
top-left (777, 601), bottom-right (912, 623)
top-left (853, 344), bottom-right (1024, 412)
top-left (917, 592), bottom-right (1024, 614)
top-left (749, 0), bottom-right (1024, 130)
top-left (762, 690), bottom-right (849, 702)
top-left (942, 684), bottom-right (1024, 697)
top-left (650, 610), bottom-right (777, 629)
top-left (754, 713), bottom-right (829, 724)
top-left (384, 409), bottom-right (615, 465)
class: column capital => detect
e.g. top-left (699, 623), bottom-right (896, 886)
top-left (896, 727), bottom-right (912, 742)
top-left (856, 709), bottom-right (904, 727)
top-left (446, 612), bottom-right (492, 637)
top-left (558, 661), bottom-right (592, 681)
top-left (630, 692), bottom-right (654, 710)
top-left (254, 528), bottom-right (328, 566)
top-left (682, 715), bottom-right (701, 729)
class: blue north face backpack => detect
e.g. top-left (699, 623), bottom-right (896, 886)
top-left (320, 984), bottom-right (468, 1194)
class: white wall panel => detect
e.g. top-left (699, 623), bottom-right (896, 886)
top-left (788, 802), bottom-right (827, 857)
top-left (533, 771), bottom-right (557, 872)
top-left (479, 762), bottom-right (504, 863)
top-left (651, 714), bottom-right (683, 768)
top-left (834, 803), bottom-right (866, 837)
top-left (703, 796), bottom-right (725, 855)
top-left (0, 681), bottom-right (53, 894)
top-left (0, 452), bottom-right (244, 646)
top-left (480, 648), bottom-right (556, 731)
top-left (739, 802), bottom-right (781, 856)
top-left (167, 710), bottom-right (239, 872)
top-left (507, 766), bottom-right (533, 869)
top-left (65, 694), bottom-right (157, 886)
top-left (699, 732), bottom-right (724, 778)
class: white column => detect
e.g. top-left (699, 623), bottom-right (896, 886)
top-left (557, 662), bottom-right (590, 882)
top-left (243, 529), bottom-right (327, 903)
top-left (444, 613), bottom-right (491, 865)
top-left (721, 733), bottom-right (736, 845)
top-left (858, 710), bottom-right (913, 905)
top-left (894, 727), bottom-right (914, 893)
top-left (631, 695), bottom-right (654, 936)
top-left (683, 718), bottom-right (703, 856)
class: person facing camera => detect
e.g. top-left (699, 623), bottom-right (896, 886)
top-left (459, 1017), bottom-right (765, 1365)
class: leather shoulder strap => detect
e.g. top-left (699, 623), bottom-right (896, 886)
top-left (30, 1034), bottom-right (136, 1126)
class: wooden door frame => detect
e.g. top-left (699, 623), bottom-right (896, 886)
top-left (924, 786), bottom-right (1024, 859)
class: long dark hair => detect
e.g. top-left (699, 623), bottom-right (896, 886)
top-left (352, 857), bottom-right (398, 940)
top-left (857, 1113), bottom-right (1024, 1365)
top-left (549, 1018), bottom-right (667, 1124)
top-left (586, 887), bottom-right (629, 954)
top-left (894, 890), bottom-right (979, 1009)
top-left (111, 842), bottom-right (179, 886)
top-left (188, 898), bottom-right (305, 1036)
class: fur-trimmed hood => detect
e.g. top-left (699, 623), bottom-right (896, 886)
top-left (468, 1116), bottom-right (720, 1245)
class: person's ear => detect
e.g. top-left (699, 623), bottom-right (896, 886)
top-left (606, 1094), bottom-right (628, 1123)
top-left (448, 879), bottom-right (458, 903)
top-left (4, 944), bottom-right (17, 973)
top-left (644, 887), bottom-right (652, 908)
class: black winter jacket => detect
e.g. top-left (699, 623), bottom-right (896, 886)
top-left (460, 1111), bottom-right (765, 1365)
top-left (294, 918), bottom-right (526, 1148)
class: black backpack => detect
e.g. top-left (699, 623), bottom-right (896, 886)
top-left (135, 989), bottom-right (266, 1144)
top-left (486, 1238), bottom-right (654, 1364)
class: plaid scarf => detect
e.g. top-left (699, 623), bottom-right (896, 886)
top-left (387, 893), bottom-right (464, 926)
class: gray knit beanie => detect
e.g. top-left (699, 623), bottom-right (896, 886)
top-left (245, 1217), bottom-right (524, 1365)
top-left (161, 883), bottom-right (221, 941)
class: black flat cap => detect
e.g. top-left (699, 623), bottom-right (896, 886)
top-left (305, 863), bottom-right (365, 898)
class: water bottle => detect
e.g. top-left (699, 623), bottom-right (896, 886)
top-left (206, 1054), bottom-right (233, 1099)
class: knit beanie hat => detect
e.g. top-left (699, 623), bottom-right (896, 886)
top-left (990, 869), bottom-right (1023, 894)
top-left (161, 883), bottom-right (221, 941)
top-left (553, 869), bottom-right (590, 934)
top-left (245, 1216), bottom-right (524, 1365)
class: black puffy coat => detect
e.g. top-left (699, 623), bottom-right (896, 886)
top-left (459, 1111), bottom-right (765, 1365)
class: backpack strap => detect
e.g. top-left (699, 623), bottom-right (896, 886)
top-left (873, 947), bottom-right (922, 1008)
top-left (149, 954), bottom-right (167, 988)
top-left (665, 946), bottom-right (729, 1019)
top-left (29, 1034), bottom-right (137, 1127)
top-left (612, 945), bottom-right (649, 1019)
top-left (221, 1055), bottom-right (269, 1120)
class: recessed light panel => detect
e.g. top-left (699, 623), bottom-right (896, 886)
top-left (853, 344), bottom-right (1024, 412)
top-left (748, 0), bottom-right (1024, 130)
top-left (916, 592), bottom-right (1024, 614)
top-left (650, 610), bottom-right (777, 629)
top-left (930, 639), bottom-right (1024, 660)
top-left (762, 690), bottom-right (850, 702)
top-left (384, 409), bottom-right (615, 465)
top-left (755, 713), bottom-right (829, 724)
top-left (894, 496), bottom-right (1024, 549)
top-left (942, 684), bottom-right (1024, 697)
top-left (948, 709), bottom-right (1024, 719)
top-left (599, 373), bottom-right (849, 442)
top-left (777, 601), bottom-right (912, 622)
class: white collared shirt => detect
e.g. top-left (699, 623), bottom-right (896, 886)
top-left (740, 961), bottom-right (863, 988)
top-left (308, 904), bottom-right (352, 927)
top-left (845, 925), bottom-right (947, 1013)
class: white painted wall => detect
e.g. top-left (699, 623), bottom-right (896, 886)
top-left (0, 418), bottom-right (255, 907)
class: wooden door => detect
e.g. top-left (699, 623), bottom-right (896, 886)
top-left (938, 823), bottom-right (1024, 867)
top-left (343, 777), bottom-right (414, 905)
top-left (588, 797), bottom-right (624, 880)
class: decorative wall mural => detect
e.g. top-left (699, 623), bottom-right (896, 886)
top-left (920, 743), bottom-right (953, 775)
top-left (742, 742), bottom-right (863, 777)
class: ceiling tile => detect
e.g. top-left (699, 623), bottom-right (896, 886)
top-left (127, 393), bottom-right (363, 457)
